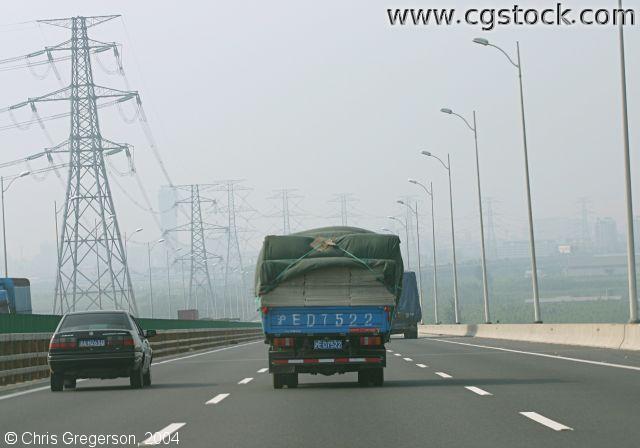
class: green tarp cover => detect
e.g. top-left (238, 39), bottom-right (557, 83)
top-left (255, 226), bottom-right (404, 301)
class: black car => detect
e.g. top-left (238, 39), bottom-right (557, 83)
top-left (47, 310), bottom-right (156, 392)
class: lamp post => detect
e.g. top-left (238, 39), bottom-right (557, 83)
top-left (421, 151), bottom-right (460, 324)
top-left (409, 179), bottom-right (440, 324)
top-left (441, 108), bottom-right (491, 323)
top-left (387, 215), bottom-right (410, 269)
top-left (473, 37), bottom-right (541, 323)
top-left (147, 238), bottom-right (165, 318)
top-left (166, 248), bottom-right (183, 319)
top-left (397, 199), bottom-right (425, 325)
top-left (615, 0), bottom-right (638, 323)
top-left (1, 171), bottom-right (30, 278)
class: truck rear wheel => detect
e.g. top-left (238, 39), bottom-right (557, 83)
top-left (357, 370), bottom-right (370, 386)
top-left (273, 373), bottom-right (285, 389)
top-left (286, 373), bottom-right (298, 388)
top-left (371, 368), bottom-right (384, 387)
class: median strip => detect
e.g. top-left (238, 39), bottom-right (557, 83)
top-left (464, 386), bottom-right (492, 396)
top-left (519, 412), bottom-right (573, 431)
top-left (205, 393), bottom-right (230, 405)
top-left (139, 423), bottom-right (186, 446)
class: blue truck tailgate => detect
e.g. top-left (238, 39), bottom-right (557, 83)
top-left (262, 306), bottom-right (391, 335)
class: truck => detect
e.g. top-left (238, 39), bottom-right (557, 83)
top-left (0, 278), bottom-right (32, 314)
top-left (256, 226), bottom-right (403, 389)
top-left (390, 271), bottom-right (421, 339)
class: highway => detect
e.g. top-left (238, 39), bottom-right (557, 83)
top-left (1, 336), bottom-right (639, 448)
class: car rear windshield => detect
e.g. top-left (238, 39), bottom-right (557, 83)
top-left (59, 313), bottom-right (132, 331)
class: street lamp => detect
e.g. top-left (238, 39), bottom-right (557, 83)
top-left (473, 36), bottom-right (541, 323)
top-left (441, 107), bottom-right (491, 324)
top-left (387, 215), bottom-right (410, 269)
top-left (409, 178), bottom-right (440, 324)
top-left (420, 150), bottom-right (460, 324)
top-left (616, 0), bottom-right (638, 323)
top-left (397, 199), bottom-right (425, 325)
top-left (147, 238), bottom-right (165, 318)
top-left (1, 170), bottom-right (30, 278)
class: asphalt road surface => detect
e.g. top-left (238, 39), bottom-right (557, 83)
top-left (1, 336), bottom-right (640, 448)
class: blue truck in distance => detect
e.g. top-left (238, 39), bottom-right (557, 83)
top-left (0, 278), bottom-right (32, 314)
top-left (256, 227), bottom-right (403, 389)
top-left (390, 271), bottom-right (422, 339)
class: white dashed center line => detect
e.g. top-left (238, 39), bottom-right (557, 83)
top-left (238, 377), bottom-right (254, 385)
top-left (387, 349), bottom-right (393, 353)
top-left (520, 412), bottom-right (573, 431)
top-left (394, 353), bottom-right (402, 357)
top-left (257, 368), bottom-right (268, 373)
top-left (435, 372), bottom-right (452, 378)
top-left (416, 363), bottom-right (428, 368)
top-left (139, 423), bottom-right (186, 446)
top-left (464, 386), bottom-right (492, 396)
top-left (403, 357), bottom-right (413, 362)
top-left (206, 393), bottom-right (230, 405)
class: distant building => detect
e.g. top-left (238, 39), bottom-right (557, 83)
top-left (594, 217), bottom-right (618, 254)
top-left (564, 254), bottom-right (626, 277)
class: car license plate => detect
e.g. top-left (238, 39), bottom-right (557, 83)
top-left (314, 340), bottom-right (342, 350)
top-left (78, 339), bottom-right (106, 348)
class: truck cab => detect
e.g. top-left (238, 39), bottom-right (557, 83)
top-left (0, 278), bottom-right (32, 314)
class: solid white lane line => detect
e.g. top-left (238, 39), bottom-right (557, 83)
top-left (403, 357), bottom-right (413, 362)
top-left (416, 363), bottom-right (428, 368)
top-left (238, 377), bottom-right (254, 385)
top-left (152, 341), bottom-right (261, 366)
top-left (257, 368), bottom-right (268, 373)
top-left (465, 386), bottom-right (492, 396)
top-left (139, 423), bottom-right (186, 446)
top-left (435, 372), bottom-right (452, 378)
top-left (206, 393), bottom-right (230, 405)
top-left (520, 412), bottom-right (573, 431)
top-left (394, 353), bottom-right (402, 357)
top-left (432, 338), bottom-right (640, 373)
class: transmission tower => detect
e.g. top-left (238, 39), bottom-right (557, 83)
top-left (169, 184), bottom-right (223, 318)
top-left (268, 188), bottom-right (304, 234)
top-left (25, 16), bottom-right (142, 315)
top-left (330, 193), bottom-right (357, 226)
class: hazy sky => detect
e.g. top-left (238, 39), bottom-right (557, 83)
top-left (1, 0), bottom-right (639, 278)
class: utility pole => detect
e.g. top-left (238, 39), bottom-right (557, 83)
top-left (26, 16), bottom-right (142, 315)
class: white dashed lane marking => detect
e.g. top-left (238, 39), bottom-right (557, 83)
top-left (257, 368), bottom-right (268, 373)
top-left (403, 358), bottom-right (413, 362)
top-left (206, 393), bottom-right (230, 405)
top-left (435, 372), bottom-right (452, 379)
top-left (394, 353), bottom-right (402, 357)
top-left (238, 377), bottom-right (254, 385)
top-left (520, 412), bottom-right (573, 431)
top-left (416, 363), bottom-right (428, 368)
top-left (464, 386), bottom-right (492, 396)
top-left (139, 423), bottom-right (186, 446)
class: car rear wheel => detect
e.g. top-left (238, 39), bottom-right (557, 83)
top-left (130, 366), bottom-right (144, 389)
top-left (50, 373), bottom-right (64, 392)
top-left (143, 367), bottom-right (152, 387)
top-left (64, 378), bottom-right (77, 389)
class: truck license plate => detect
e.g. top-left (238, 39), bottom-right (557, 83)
top-left (314, 340), bottom-right (342, 350)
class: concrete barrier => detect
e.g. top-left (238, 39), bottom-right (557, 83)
top-left (420, 323), bottom-right (640, 351)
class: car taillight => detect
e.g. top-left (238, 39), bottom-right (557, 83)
top-left (49, 336), bottom-right (77, 350)
top-left (261, 306), bottom-right (269, 315)
top-left (360, 336), bottom-right (381, 346)
top-left (105, 335), bottom-right (135, 347)
top-left (273, 337), bottom-right (294, 348)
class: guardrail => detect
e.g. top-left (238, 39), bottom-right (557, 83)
top-left (0, 327), bottom-right (263, 387)
top-left (420, 323), bottom-right (640, 351)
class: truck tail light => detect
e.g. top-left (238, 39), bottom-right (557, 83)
top-left (261, 306), bottom-right (269, 315)
top-left (359, 336), bottom-right (381, 346)
top-left (384, 306), bottom-right (392, 323)
top-left (273, 337), bottom-right (295, 348)
top-left (49, 336), bottom-right (77, 350)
